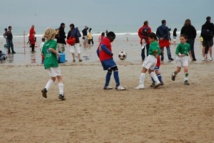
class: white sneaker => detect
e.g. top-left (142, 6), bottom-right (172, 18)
top-left (135, 84), bottom-right (144, 90)
top-left (116, 85), bottom-right (126, 91)
top-left (103, 86), bottom-right (113, 90)
top-left (209, 57), bottom-right (213, 61)
top-left (202, 57), bottom-right (205, 61)
top-left (154, 82), bottom-right (161, 88)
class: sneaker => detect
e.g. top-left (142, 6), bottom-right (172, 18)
top-left (79, 59), bottom-right (82, 62)
top-left (59, 94), bottom-right (66, 100)
top-left (154, 82), bottom-right (161, 88)
top-left (116, 85), bottom-right (126, 91)
top-left (202, 57), bottom-right (205, 61)
top-left (150, 83), bottom-right (155, 88)
top-left (160, 82), bottom-right (164, 86)
top-left (41, 88), bottom-right (47, 98)
top-left (73, 59), bottom-right (76, 62)
top-left (103, 86), bottom-right (113, 90)
top-left (169, 58), bottom-right (174, 62)
top-left (12, 51), bottom-right (16, 54)
top-left (135, 84), bottom-right (144, 90)
top-left (209, 57), bottom-right (213, 61)
top-left (184, 80), bottom-right (190, 85)
top-left (171, 72), bottom-right (176, 81)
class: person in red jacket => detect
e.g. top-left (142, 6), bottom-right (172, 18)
top-left (29, 33), bottom-right (36, 52)
top-left (138, 21), bottom-right (152, 61)
top-left (97, 31), bottom-right (126, 91)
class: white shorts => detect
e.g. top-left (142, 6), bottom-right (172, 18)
top-left (175, 55), bottom-right (189, 67)
top-left (70, 43), bottom-right (81, 54)
top-left (46, 67), bottom-right (62, 77)
top-left (142, 55), bottom-right (157, 70)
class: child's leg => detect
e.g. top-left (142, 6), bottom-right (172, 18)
top-left (155, 70), bottom-right (163, 83)
top-left (112, 67), bottom-right (120, 87)
top-left (57, 75), bottom-right (64, 95)
top-left (171, 66), bottom-right (181, 81)
top-left (104, 70), bottom-right (112, 88)
top-left (150, 70), bottom-right (160, 84)
top-left (45, 77), bottom-right (56, 91)
top-left (183, 66), bottom-right (189, 81)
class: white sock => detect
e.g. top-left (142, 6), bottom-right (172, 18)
top-left (150, 72), bottom-right (160, 84)
top-left (139, 73), bottom-right (145, 85)
top-left (58, 83), bottom-right (64, 95)
top-left (45, 79), bottom-right (54, 91)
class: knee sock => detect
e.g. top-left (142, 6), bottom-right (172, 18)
top-left (45, 79), bottom-right (53, 91)
top-left (140, 73), bottom-right (145, 85)
top-left (151, 77), bottom-right (155, 83)
top-left (113, 70), bottom-right (120, 87)
top-left (150, 72), bottom-right (160, 83)
top-left (58, 83), bottom-right (64, 95)
top-left (184, 72), bottom-right (189, 81)
top-left (105, 71), bottom-right (112, 87)
top-left (157, 74), bottom-right (163, 83)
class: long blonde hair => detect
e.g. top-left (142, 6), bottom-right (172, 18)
top-left (44, 28), bottom-right (56, 40)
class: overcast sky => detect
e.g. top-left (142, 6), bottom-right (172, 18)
top-left (0, 0), bottom-right (213, 33)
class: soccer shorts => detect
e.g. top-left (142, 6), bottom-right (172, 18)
top-left (70, 43), bottom-right (81, 54)
top-left (101, 59), bottom-right (117, 70)
top-left (142, 55), bottom-right (157, 70)
top-left (175, 55), bottom-right (188, 67)
top-left (46, 67), bottom-right (62, 77)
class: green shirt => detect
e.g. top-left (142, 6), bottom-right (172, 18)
top-left (175, 43), bottom-right (190, 56)
top-left (42, 39), bottom-right (58, 69)
top-left (148, 41), bottom-right (161, 56)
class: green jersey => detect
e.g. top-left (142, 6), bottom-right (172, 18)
top-left (148, 41), bottom-right (161, 56)
top-left (175, 43), bottom-right (190, 56)
top-left (42, 39), bottom-right (58, 69)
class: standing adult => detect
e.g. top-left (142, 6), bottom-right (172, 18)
top-left (201, 16), bottom-right (214, 61)
top-left (6, 26), bottom-right (16, 54)
top-left (56, 23), bottom-right (66, 53)
top-left (67, 23), bottom-right (82, 62)
top-left (181, 19), bottom-right (197, 61)
top-left (156, 20), bottom-right (174, 62)
top-left (172, 28), bottom-right (177, 44)
top-left (3, 28), bottom-right (7, 47)
top-left (82, 26), bottom-right (88, 47)
top-left (138, 20), bottom-right (152, 61)
top-left (29, 25), bottom-right (36, 47)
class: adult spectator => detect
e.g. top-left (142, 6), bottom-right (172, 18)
top-left (156, 20), bottom-right (174, 62)
top-left (56, 23), bottom-right (66, 53)
top-left (201, 16), bottom-right (214, 61)
top-left (82, 26), bottom-right (88, 47)
top-left (138, 20), bottom-right (152, 61)
top-left (181, 19), bottom-right (197, 61)
top-left (6, 26), bottom-right (16, 54)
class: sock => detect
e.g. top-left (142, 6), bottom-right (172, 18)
top-left (150, 72), bottom-right (160, 84)
top-left (58, 83), bottom-right (64, 95)
top-left (113, 70), bottom-right (120, 87)
top-left (140, 73), bottom-right (145, 85)
top-left (184, 72), bottom-right (189, 81)
top-left (105, 71), bottom-right (112, 87)
top-left (157, 74), bottom-right (163, 83)
top-left (45, 79), bottom-right (53, 91)
top-left (150, 76), bottom-right (155, 83)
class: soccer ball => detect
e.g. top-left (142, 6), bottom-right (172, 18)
top-left (118, 51), bottom-right (127, 60)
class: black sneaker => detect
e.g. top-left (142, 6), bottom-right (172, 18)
top-left (171, 72), bottom-right (176, 81)
top-left (12, 51), bottom-right (16, 54)
top-left (150, 82), bottom-right (155, 87)
top-left (160, 82), bottom-right (164, 86)
top-left (184, 80), bottom-right (190, 85)
top-left (41, 88), bottom-right (47, 98)
top-left (169, 58), bottom-right (174, 62)
top-left (59, 94), bottom-right (66, 100)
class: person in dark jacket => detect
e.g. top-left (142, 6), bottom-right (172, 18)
top-left (56, 23), bottom-right (66, 53)
top-left (201, 16), bottom-right (214, 61)
top-left (172, 28), bottom-right (177, 44)
top-left (6, 26), bottom-right (16, 54)
top-left (181, 19), bottom-right (197, 61)
top-left (156, 20), bottom-right (174, 62)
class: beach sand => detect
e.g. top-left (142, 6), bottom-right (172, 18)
top-left (0, 35), bottom-right (214, 142)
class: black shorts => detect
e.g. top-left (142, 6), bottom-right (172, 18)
top-left (202, 39), bottom-right (213, 48)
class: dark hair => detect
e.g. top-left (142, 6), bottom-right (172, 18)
top-left (107, 31), bottom-right (116, 39)
top-left (206, 16), bottom-right (211, 21)
top-left (101, 32), bottom-right (105, 36)
top-left (162, 20), bottom-right (166, 24)
top-left (4, 28), bottom-right (7, 31)
top-left (42, 37), bottom-right (45, 42)
top-left (148, 32), bottom-right (157, 40)
top-left (60, 23), bottom-right (65, 26)
top-left (184, 19), bottom-right (191, 26)
top-left (144, 20), bottom-right (148, 25)
top-left (70, 23), bottom-right (75, 28)
top-left (180, 34), bottom-right (188, 39)
top-left (8, 26), bottom-right (12, 29)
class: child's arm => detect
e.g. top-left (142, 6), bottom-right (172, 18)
top-left (49, 48), bottom-right (60, 57)
top-left (100, 44), bottom-right (113, 56)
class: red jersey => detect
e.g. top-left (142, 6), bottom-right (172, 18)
top-left (98, 37), bottom-right (113, 61)
top-left (138, 25), bottom-right (152, 44)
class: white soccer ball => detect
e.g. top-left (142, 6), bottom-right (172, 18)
top-left (118, 51), bottom-right (127, 60)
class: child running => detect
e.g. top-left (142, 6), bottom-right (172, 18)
top-left (97, 31), bottom-right (126, 90)
top-left (135, 32), bottom-right (161, 89)
top-left (171, 34), bottom-right (191, 85)
top-left (41, 28), bottom-right (65, 100)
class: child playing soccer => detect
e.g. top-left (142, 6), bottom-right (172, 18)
top-left (135, 32), bottom-right (161, 89)
top-left (97, 31), bottom-right (126, 90)
top-left (171, 34), bottom-right (191, 85)
top-left (41, 28), bottom-right (65, 100)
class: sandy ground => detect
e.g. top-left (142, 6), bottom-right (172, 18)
top-left (0, 36), bottom-right (214, 143)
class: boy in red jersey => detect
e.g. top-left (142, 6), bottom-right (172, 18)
top-left (97, 31), bottom-right (126, 90)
